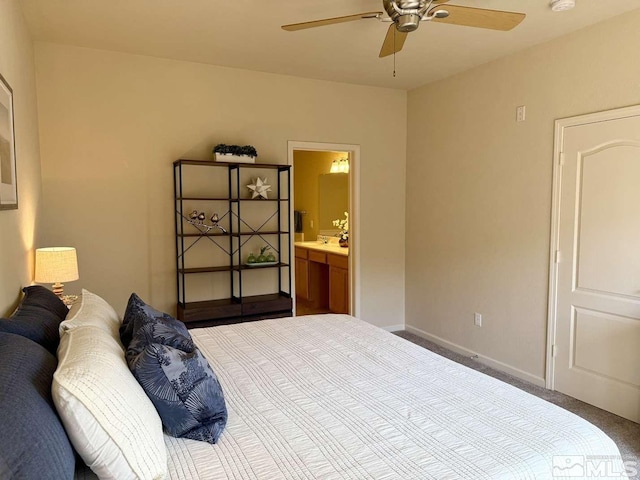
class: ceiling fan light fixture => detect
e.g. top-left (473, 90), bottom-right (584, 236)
top-left (550, 0), bottom-right (575, 12)
top-left (396, 13), bottom-right (421, 32)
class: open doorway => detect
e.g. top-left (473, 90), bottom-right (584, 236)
top-left (288, 142), bottom-right (358, 317)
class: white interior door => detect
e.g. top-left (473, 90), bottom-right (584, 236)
top-left (552, 108), bottom-right (640, 423)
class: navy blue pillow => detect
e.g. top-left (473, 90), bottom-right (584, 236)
top-left (121, 293), bottom-right (227, 444)
top-left (129, 341), bottom-right (228, 443)
top-left (120, 293), bottom-right (192, 354)
top-left (0, 286), bottom-right (69, 354)
top-left (0, 332), bottom-right (75, 479)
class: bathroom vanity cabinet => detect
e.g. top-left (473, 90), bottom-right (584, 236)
top-left (294, 253), bottom-right (310, 301)
top-left (174, 160), bottom-right (292, 327)
top-left (294, 244), bottom-right (349, 315)
top-left (328, 253), bottom-right (349, 314)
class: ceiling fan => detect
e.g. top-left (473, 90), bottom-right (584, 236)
top-left (282, 1), bottom-right (526, 58)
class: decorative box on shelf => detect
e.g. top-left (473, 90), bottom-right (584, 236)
top-left (214, 153), bottom-right (255, 164)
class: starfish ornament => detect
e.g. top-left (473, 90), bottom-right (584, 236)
top-left (247, 177), bottom-right (272, 199)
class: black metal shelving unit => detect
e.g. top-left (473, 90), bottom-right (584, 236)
top-left (174, 159), bottom-right (292, 327)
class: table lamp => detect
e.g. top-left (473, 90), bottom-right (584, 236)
top-left (35, 247), bottom-right (79, 304)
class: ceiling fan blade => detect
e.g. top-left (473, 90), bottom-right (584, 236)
top-left (430, 5), bottom-right (525, 31)
top-left (282, 11), bottom-right (382, 31)
top-left (379, 24), bottom-right (408, 58)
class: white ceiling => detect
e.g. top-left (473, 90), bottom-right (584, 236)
top-left (20, 0), bottom-right (640, 90)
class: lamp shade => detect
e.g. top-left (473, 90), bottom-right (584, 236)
top-left (35, 247), bottom-right (79, 284)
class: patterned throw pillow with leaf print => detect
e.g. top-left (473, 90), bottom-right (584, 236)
top-left (120, 293), bottom-right (227, 444)
top-left (130, 341), bottom-right (227, 443)
top-left (120, 293), bottom-right (192, 353)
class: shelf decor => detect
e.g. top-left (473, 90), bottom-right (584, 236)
top-left (246, 248), bottom-right (277, 267)
top-left (213, 144), bottom-right (257, 164)
top-left (187, 211), bottom-right (227, 234)
top-left (246, 177), bottom-right (271, 199)
top-left (246, 245), bottom-right (277, 265)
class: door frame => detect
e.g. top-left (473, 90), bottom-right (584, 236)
top-left (287, 141), bottom-right (361, 317)
top-left (546, 103), bottom-right (640, 390)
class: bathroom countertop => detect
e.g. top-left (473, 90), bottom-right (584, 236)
top-left (294, 241), bottom-right (348, 257)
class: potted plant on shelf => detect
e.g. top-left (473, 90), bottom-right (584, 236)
top-left (332, 212), bottom-right (349, 248)
top-left (246, 245), bottom-right (277, 266)
top-left (258, 245), bottom-right (276, 263)
top-left (213, 144), bottom-right (258, 164)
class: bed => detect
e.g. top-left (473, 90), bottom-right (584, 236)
top-left (78, 313), bottom-right (626, 479)
top-left (0, 288), bottom-right (627, 480)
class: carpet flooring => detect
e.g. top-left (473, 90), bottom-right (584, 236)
top-left (395, 331), bottom-right (640, 480)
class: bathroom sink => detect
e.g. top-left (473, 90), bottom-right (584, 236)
top-left (299, 241), bottom-right (341, 248)
top-left (295, 241), bottom-right (348, 255)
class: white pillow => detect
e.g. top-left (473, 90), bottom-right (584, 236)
top-left (53, 321), bottom-right (167, 479)
top-left (60, 289), bottom-right (121, 337)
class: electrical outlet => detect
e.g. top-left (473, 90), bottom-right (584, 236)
top-left (474, 312), bottom-right (482, 327)
top-left (516, 105), bottom-right (526, 122)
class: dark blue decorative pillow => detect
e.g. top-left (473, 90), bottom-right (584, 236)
top-left (121, 293), bottom-right (227, 444)
top-left (129, 341), bottom-right (227, 443)
top-left (0, 286), bottom-right (69, 354)
top-left (0, 332), bottom-right (75, 479)
top-left (120, 293), bottom-right (192, 354)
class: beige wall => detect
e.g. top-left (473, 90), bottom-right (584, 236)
top-left (0, 0), bottom-right (42, 314)
top-left (35, 43), bottom-right (407, 328)
top-left (406, 10), bottom-right (640, 382)
top-left (293, 150), bottom-right (346, 241)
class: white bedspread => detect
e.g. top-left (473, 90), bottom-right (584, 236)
top-left (166, 314), bottom-right (626, 480)
top-left (76, 314), bottom-right (627, 479)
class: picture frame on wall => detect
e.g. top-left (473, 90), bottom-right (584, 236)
top-left (0, 73), bottom-right (17, 210)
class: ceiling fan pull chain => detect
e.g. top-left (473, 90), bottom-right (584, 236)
top-left (393, 28), bottom-right (396, 77)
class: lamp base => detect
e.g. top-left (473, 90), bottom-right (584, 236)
top-left (61, 295), bottom-right (78, 307)
top-left (51, 283), bottom-right (77, 307)
top-left (51, 282), bottom-right (65, 298)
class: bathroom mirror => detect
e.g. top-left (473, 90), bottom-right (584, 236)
top-left (318, 173), bottom-right (348, 235)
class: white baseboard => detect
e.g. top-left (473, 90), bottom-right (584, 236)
top-left (405, 324), bottom-right (546, 388)
top-left (381, 324), bottom-right (405, 332)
